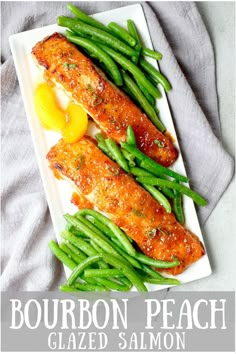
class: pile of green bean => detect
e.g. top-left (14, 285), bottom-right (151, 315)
top-left (95, 126), bottom-right (207, 223)
top-left (57, 4), bottom-right (172, 133)
top-left (49, 209), bottom-right (181, 292)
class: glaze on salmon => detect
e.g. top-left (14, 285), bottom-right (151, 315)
top-left (32, 33), bottom-right (178, 167)
top-left (47, 137), bottom-right (205, 275)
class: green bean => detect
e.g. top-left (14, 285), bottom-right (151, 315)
top-left (76, 209), bottom-right (136, 256)
top-left (135, 150), bottom-right (163, 175)
top-left (54, 240), bottom-right (99, 286)
top-left (142, 48), bottom-right (163, 61)
top-left (84, 240), bottom-right (109, 270)
top-left (78, 248), bottom-right (131, 291)
top-left (81, 275), bottom-right (102, 286)
top-left (66, 35), bottom-right (123, 86)
top-left (104, 235), bottom-right (123, 248)
top-left (93, 60), bottom-right (115, 81)
top-left (108, 22), bottom-right (136, 47)
top-left (92, 277), bottom-right (131, 291)
top-left (86, 216), bottom-right (114, 238)
top-left (48, 240), bottom-right (77, 270)
top-left (121, 142), bottom-right (189, 183)
top-left (132, 167), bottom-right (172, 198)
top-left (130, 51), bottom-right (141, 65)
top-left (173, 190), bottom-right (185, 224)
top-left (65, 242), bottom-right (87, 261)
top-left (57, 16), bottom-right (137, 58)
top-left (78, 212), bottom-right (124, 243)
top-left (101, 252), bottom-right (147, 292)
top-left (97, 43), bottom-right (161, 98)
top-left (121, 148), bottom-right (136, 167)
top-left (121, 72), bottom-right (165, 132)
top-left (122, 68), bottom-right (161, 104)
top-left (135, 157), bottom-right (143, 166)
top-left (88, 241), bottom-right (110, 270)
top-left (147, 183), bottom-right (175, 200)
top-left (123, 79), bottom-right (162, 132)
top-left (95, 133), bottom-right (106, 144)
top-left (138, 160), bottom-right (169, 179)
top-left (64, 214), bottom-right (125, 258)
top-left (105, 138), bottom-right (130, 172)
top-left (127, 19), bottom-right (141, 45)
top-left (137, 81), bottom-right (156, 106)
top-left (140, 58), bottom-right (172, 92)
top-left (97, 142), bottom-right (115, 160)
top-left (89, 239), bottom-right (103, 252)
top-left (70, 274), bottom-right (99, 287)
top-left (84, 269), bottom-right (124, 278)
top-left (136, 177), bottom-right (207, 206)
top-left (130, 166), bottom-right (160, 178)
top-left (66, 216), bottom-right (111, 269)
top-left (95, 134), bottom-right (116, 160)
top-left (74, 214), bottom-right (109, 242)
top-left (60, 283), bottom-right (108, 292)
top-left (89, 240), bottom-right (134, 286)
top-left (143, 277), bottom-right (181, 285)
top-left (61, 230), bottom-right (98, 257)
top-left (67, 255), bottom-right (102, 286)
top-left (126, 20), bottom-right (142, 64)
top-left (127, 20), bottom-right (163, 62)
top-left (119, 276), bottom-right (133, 287)
top-left (74, 283), bottom-right (108, 291)
top-left (59, 284), bottom-right (78, 292)
top-left (140, 264), bottom-right (164, 280)
top-left (89, 239), bottom-right (113, 270)
top-left (65, 222), bottom-right (72, 231)
top-left (65, 26), bottom-right (90, 40)
top-left (141, 184), bottom-right (171, 213)
top-left (157, 186), bottom-right (175, 199)
top-left (51, 236), bottom-right (107, 287)
top-left (90, 241), bottom-right (139, 288)
top-left (86, 213), bottom-right (133, 243)
top-left (60, 242), bottom-right (84, 264)
top-left (135, 252), bottom-right (180, 268)
top-left (123, 84), bottom-right (140, 105)
top-left (66, 223), bottom-right (86, 237)
top-left (65, 29), bottom-right (77, 37)
top-left (67, 4), bottom-right (110, 32)
top-left (126, 125), bottom-right (136, 146)
top-left (109, 238), bottom-right (142, 270)
top-left (130, 167), bottom-right (175, 199)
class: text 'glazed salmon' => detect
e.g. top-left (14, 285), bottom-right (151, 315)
top-left (47, 137), bottom-right (205, 275)
top-left (32, 33), bottom-right (178, 167)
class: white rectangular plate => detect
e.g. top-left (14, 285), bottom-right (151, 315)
top-left (9, 4), bottom-right (212, 291)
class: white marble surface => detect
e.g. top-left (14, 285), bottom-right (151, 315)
top-left (172, 1), bottom-right (235, 292)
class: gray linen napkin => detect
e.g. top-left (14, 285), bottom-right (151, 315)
top-left (1, 1), bottom-right (234, 291)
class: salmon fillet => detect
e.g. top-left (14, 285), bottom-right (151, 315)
top-left (32, 33), bottom-right (178, 167)
top-left (47, 137), bottom-right (205, 275)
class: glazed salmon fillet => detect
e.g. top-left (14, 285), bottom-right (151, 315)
top-left (47, 137), bottom-right (205, 275)
top-left (32, 33), bottom-right (178, 167)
